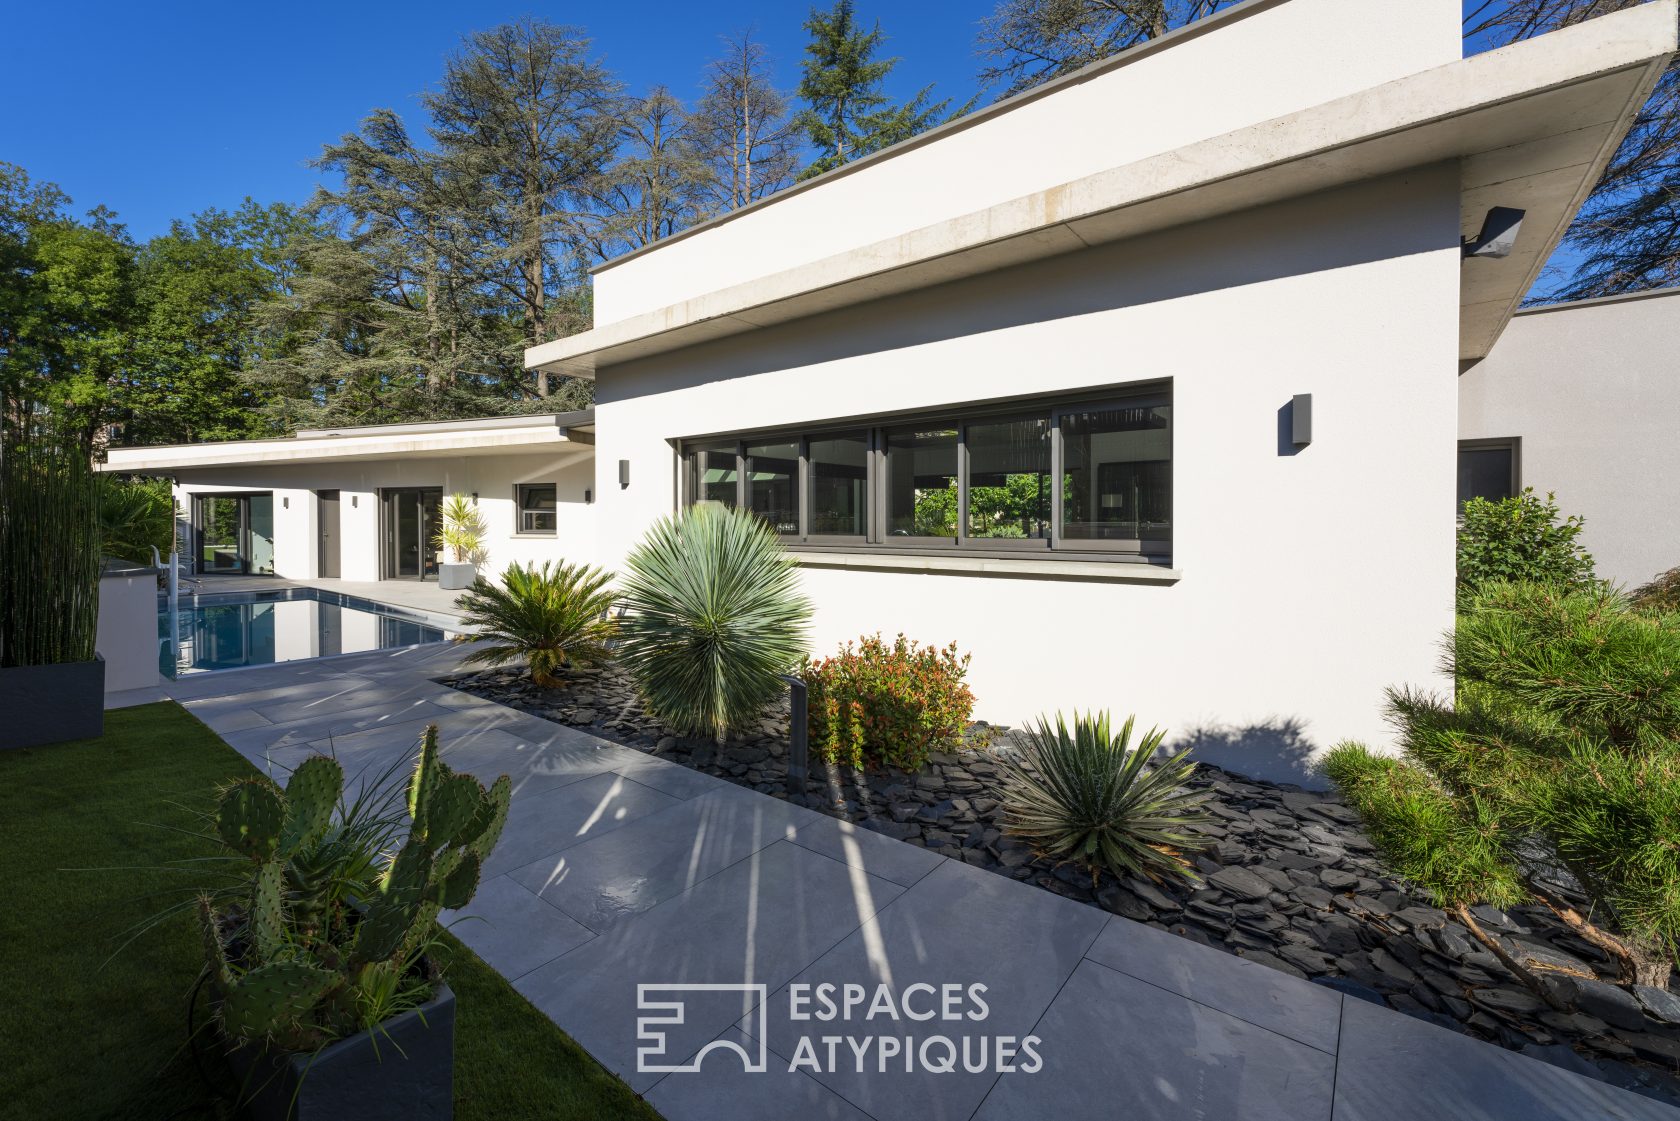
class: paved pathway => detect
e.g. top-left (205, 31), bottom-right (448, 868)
top-left (168, 642), bottom-right (1678, 1121)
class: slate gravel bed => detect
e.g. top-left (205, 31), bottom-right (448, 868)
top-left (440, 663), bottom-right (1680, 1106)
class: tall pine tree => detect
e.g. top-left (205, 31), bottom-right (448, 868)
top-left (793, 1), bottom-right (954, 180)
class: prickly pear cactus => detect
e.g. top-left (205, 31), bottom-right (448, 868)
top-left (200, 726), bottom-right (511, 1050)
top-left (280, 755), bottom-right (342, 852)
top-left (215, 778), bottom-right (285, 861)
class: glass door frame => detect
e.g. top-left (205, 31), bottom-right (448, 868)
top-left (191, 492), bottom-right (274, 576)
top-left (379, 487), bottom-right (444, 581)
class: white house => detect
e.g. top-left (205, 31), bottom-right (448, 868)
top-left (105, 0), bottom-right (1678, 781)
top-left (524, 0), bottom-right (1676, 780)
top-left (1460, 286), bottom-right (1680, 590)
top-left (104, 412), bottom-right (595, 582)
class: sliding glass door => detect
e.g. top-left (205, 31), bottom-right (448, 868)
top-left (381, 488), bottom-right (443, 580)
top-left (193, 493), bottom-right (274, 575)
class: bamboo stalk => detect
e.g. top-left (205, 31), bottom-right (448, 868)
top-left (0, 410), bottom-right (101, 667)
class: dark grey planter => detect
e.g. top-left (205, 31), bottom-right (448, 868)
top-left (0, 656), bottom-right (104, 749)
top-left (437, 563), bottom-right (477, 591)
top-left (225, 979), bottom-right (455, 1121)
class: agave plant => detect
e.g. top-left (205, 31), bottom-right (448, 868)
top-left (616, 503), bottom-right (813, 740)
top-left (998, 711), bottom-right (1213, 885)
top-left (456, 561), bottom-right (617, 686)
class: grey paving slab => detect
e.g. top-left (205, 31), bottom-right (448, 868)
top-left (755, 857), bottom-right (1108, 1121)
top-left (175, 673), bottom-right (378, 710)
top-left (1084, 913), bottom-right (1343, 1053)
top-left (607, 752), bottom-right (739, 800)
top-left (443, 875), bottom-right (595, 981)
top-left (646, 1028), bottom-right (875, 1121)
top-left (785, 813), bottom-right (946, 888)
top-left (480, 771), bottom-right (681, 879)
top-left (186, 703), bottom-right (272, 731)
top-left (513, 840), bottom-right (904, 1094)
top-left (436, 726), bottom-right (635, 797)
top-left (1333, 992), bottom-right (1679, 1121)
top-left (506, 784), bottom-right (809, 932)
top-left (218, 696), bottom-right (453, 754)
top-left (974, 958), bottom-right (1336, 1121)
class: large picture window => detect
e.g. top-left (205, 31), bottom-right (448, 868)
top-left (681, 386), bottom-right (1171, 561)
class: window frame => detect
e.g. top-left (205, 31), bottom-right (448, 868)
top-left (678, 383), bottom-right (1173, 564)
top-left (1456, 437), bottom-right (1521, 509)
top-left (513, 482), bottom-right (559, 537)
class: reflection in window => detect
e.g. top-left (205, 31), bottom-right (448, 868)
top-left (1062, 405), bottom-right (1172, 543)
top-left (966, 415), bottom-right (1049, 540)
top-left (809, 432), bottom-right (868, 536)
top-left (517, 483), bottom-right (557, 534)
top-left (691, 442), bottom-right (739, 507)
top-left (886, 425), bottom-right (957, 539)
top-left (747, 439), bottom-right (799, 534)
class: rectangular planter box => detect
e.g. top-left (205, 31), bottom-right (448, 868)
top-left (437, 563), bottom-right (477, 591)
top-left (0, 656), bottom-right (104, 750)
top-left (225, 980), bottom-right (455, 1121)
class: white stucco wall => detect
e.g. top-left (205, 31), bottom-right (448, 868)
top-left (589, 169), bottom-right (1463, 784)
top-left (171, 451), bottom-right (595, 582)
top-left (590, 0), bottom-right (1461, 326)
top-left (96, 572), bottom-right (161, 693)
top-left (1460, 288), bottom-right (1680, 589)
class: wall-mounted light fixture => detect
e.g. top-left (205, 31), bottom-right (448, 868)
top-left (584, 488), bottom-right (593, 505)
top-left (351, 495), bottom-right (358, 508)
top-left (281, 496), bottom-right (289, 509)
top-left (1292, 394), bottom-right (1313, 446)
top-left (471, 492), bottom-right (479, 504)
top-left (618, 460), bottom-right (630, 489)
top-left (1462, 207), bottom-right (1525, 260)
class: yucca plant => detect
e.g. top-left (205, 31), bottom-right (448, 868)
top-left (434, 492), bottom-right (487, 566)
top-left (998, 711), bottom-right (1213, 885)
top-left (456, 561), bottom-right (617, 686)
top-left (616, 503), bottom-right (813, 741)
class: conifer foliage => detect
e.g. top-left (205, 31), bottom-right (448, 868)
top-left (1327, 582), bottom-right (1680, 993)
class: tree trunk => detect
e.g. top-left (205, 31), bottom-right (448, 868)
top-left (1454, 904), bottom-right (1568, 1008)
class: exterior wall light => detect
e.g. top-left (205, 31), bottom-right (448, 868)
top-left (1292, 394), bottom-right (1313, 446)
top-left (1462, 207), bottom-right (1525, 259)
top-left (618, 460), bottom-right (630, 489)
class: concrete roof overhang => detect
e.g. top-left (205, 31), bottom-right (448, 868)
top-left (526, 2), bottom-right (1676, 377)
top-left (100, 412), bottom-right (596, 474)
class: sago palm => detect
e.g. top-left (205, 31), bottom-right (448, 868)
top-left (616, 503), bottom-right (813, 740)
top-left (456, 561), bottom-right (617, 686)
top-left (998, 711), bottom-right (1213, 884)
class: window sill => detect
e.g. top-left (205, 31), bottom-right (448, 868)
top-left (786, 550), bottom-right (1180, 583)
top-left (511, 533), bottom-right (558, 539)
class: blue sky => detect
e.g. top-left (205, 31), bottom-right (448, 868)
top-left (5, 1), bottom-right (993, 241)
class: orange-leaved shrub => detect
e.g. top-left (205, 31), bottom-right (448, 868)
top-left (800, 634), bottom-right (975, 771)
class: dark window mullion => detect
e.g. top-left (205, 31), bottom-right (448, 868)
top-left (956, 422), bottom-right (969, 547)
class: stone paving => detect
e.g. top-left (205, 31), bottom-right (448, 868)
top-left (168, 642), bottom-right (1680, 1121)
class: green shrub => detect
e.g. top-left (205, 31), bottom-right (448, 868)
top-left (99, 476), bottom-right (176, 565)
top-left (616, 504), bottom-right (812, 740)
top-left (457, 561), bottom-right (617, 686)
top-left (1326, 581), bottom-right (1680, 993)
top-left (1456, 488), bottom-right (1595, 607)
top-left (997, 711), bottom-right (1212, 885)
top-left (801, 634), bottom-right (974, 770)
top-left (1631, 566), bottom-right (1680, 613)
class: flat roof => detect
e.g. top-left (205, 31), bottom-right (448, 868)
top-left (1516, 283), bottom-right (1680, 317)
top-left (101, 410), bottom-right (595, 474)
top-left (527, 3), bottom-right (1676, 376)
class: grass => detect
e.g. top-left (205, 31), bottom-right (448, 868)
top-left (0, 702), bottom-right (662, 1121)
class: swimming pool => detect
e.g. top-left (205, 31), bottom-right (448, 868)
top-left (159, 587), bottom-right (457, 678)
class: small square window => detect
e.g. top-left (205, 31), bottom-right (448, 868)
top-left (1457, 440), bottom-right (1518, 508)
top-left (517, 484), bottom-right (557, 534)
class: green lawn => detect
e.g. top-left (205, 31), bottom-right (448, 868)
top-left (0, 702), bottom-right (661, 1121)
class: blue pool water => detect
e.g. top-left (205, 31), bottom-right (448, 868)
top-left (159, 588), bottom-right (452, 678)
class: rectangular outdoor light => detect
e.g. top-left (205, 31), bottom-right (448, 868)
top-left (618, 460), bottom-right (630, 488)
top-left (1292, 394), bottom-right (1313, 446)
top-left (1462, 207), bottom-right (1526, 259)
